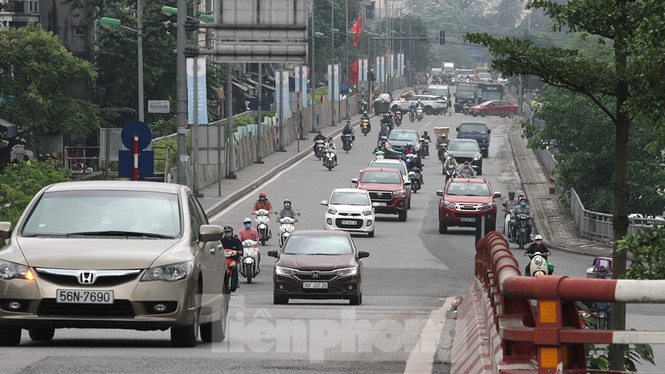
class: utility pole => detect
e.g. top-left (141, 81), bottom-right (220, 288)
top-left (256, 63), bottom-right (264, 163)
top-left (310, 0), bottom-right (317, 132)
top-left (176, 0), bottom-right (187, 185)
top-left (331, 2), bottom-right (335, 126)
top-left (344, 0), bottom-right (349, 119)
top-left (137, 0), bottom-right (144, 122)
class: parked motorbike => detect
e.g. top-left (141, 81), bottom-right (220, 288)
top-left (253, 209), bottom-right (272, 246)
top-left (444, 164), bottom-right (458, 182)
top-left (314, 140), bottom-right (326, 159)
top-left (323, 148), bottom-right (336, 171)
top-left (223, 248), bottom-right (239, 292)
top-left (525, 251), bottom-right (551, 277)
top-left (419, 137), bottom-right (430, 158)
top-left (409, 167), bottom-right (422, 193)
top-left (416, 107), bottom-right (424, 121)
top-left (361, 119), bottom-right (370, 135)
top-left (342, 134), bottom-right (353, 153)
top-left (277, 214), bottom-right (299, 248)
top-left (239, 239), bottom-right (260, 284)
top-left (515, 213), bottom-right (530, 249)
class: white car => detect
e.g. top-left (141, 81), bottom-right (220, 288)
top-left (321, 188), bottom-right (375, 237)
top-left (389, 94), bottom-right (448, 115)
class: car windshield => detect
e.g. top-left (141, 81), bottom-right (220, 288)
top-left (283, 235), bottom-right (353, 255)
top-left (459, 123), bottom-right (487, 134)
top-left (479, 101), bottom-right (494, 106)
top-left (428, 88), bottom-right (448, 97)
top-left (446, 182), bottom-right (490, 197)
top-left (447, 141), bottom-right (479, 152)
top-left (456, 91), bottom-right (475, 99)
top-left (330, 192), bottom-right (370, 206)
top-left (360, 171), bottom-right (401, 184)
top-left (388, 131), bottom-right (419, 142)
top-left (370, 162), bottom-right (407, 176)
top-left (479, 73), bottom-right (492, 79)
top-left (21, 190), bottom-right (181, 238)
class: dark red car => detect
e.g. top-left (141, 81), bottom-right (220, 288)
top-left (267, 230), bottom-right (369, 305)
top-left (470, 100), bottom-right (518, 118)
top-left (435, 178), bottom-right (501, 234)
top-left (352, 167), bottom-right (410, 222)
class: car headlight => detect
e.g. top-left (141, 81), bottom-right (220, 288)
top-left (481, 203), bottom-right (493, 210)
top-left (481, 137), bottom-right (488, 143)
top-left (275, 265), bottom-right (297, 276)
top-left (362, 208), bottom-right (373, 216)
top-left (327, 207), bottom-right (338, 215)
top-left (444, 200), bottom-right (455, 209)
top-left (141, 261), bottom-right (193, 282)
top-left (473, 155), bottom-right (481, 161)
top-left (0, 259), bottom-right (33, 280)
top-left (395, 189), bottom-right (405, 196)
top-left (334, 266), bottom-right (358, 277)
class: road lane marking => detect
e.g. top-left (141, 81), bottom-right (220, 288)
top-left (403, 296), bottom-right (454, 373)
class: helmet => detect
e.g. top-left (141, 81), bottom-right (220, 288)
top-left (243, 217), bottom-right (252, 224)
top-left (283, 199), bottom-right (291, 208)
top-left (406, 143), bottom-right (413, 148)
top-left (508, 191), bottom-right (515, 198)
top-left (423, 130), bottom-right (428, 135)
top-left (534, 234), bottom-right (543, 240)
top-left (519, 196), bottom-right (527, 202)
top-left (259, 192), bottom-right (266, 197)
top-left (223, 225), bottom-right (233, 237)
top-left (364, 111), bottom-right (368, 114)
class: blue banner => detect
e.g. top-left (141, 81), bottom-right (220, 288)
top-left (187, 58), bottom-right (208, 125)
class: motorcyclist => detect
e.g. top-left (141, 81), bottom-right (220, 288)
top-left (252, 191), bottom-right (274, 214)
top-left (421, 130), bottom-right (432, 142)
top-left (220, 225), bottom-right (244, 291)
top-left (237, 217), bottom-right (259, 242)
top-left (361, 111), bottom-right (371, 123)
top-left (325, 137), bottom-right (338, 166)
top-left (393, 110), bottom-right (403, 123)
top-left (415, 99), bottom-right (424, 110)
top-left (458, 161), bottom-right (477, 178)
top-left (443, 156), bottom-right (459, 176)
top-left (408, 102), bottom-right (417, 120)
top-left (524, 234), bottom-right (552, 275)
top-left (372, 139), bottom-right (387, 156)
top-left (380, 112), bottom-right (392, 126)
top-left (403, 143), bottom-right (416, 156)
top-left (502, 191), bottom-right (519, 238)
top-left (511, 197), bottom-right (533, 241)
top-left (342, 121), bottom-right (356, 142)
top-left (278, 199), bottom-right (297, 219)
top-left (313, 130), bottom-right (327, 154)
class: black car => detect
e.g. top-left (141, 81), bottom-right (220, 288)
top-left (444, 139), bottom-right (483, 175)
top-left (385, 129), bottom-right (421, 158)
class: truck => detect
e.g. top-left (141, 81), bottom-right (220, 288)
top-left (453, 83), bottom-right (479, 112)
top-left (442, 62), bottom-right (455, 76)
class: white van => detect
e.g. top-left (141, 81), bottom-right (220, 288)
top-left (427, 84), bottom-right (449, 99)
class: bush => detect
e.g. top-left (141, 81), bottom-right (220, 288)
top-left (0, 162), bottom-right (72, 226)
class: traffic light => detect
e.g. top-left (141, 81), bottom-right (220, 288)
top-left (439, 30), bottom-right (446, 45)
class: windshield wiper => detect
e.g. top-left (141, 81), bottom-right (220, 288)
top-left (65, 230), bottom-right (175, 239)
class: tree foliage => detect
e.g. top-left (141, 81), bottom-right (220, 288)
top-left (0, 25), bottom-right (99, 164)
top-left (618, 225), bottom-right (665, 280)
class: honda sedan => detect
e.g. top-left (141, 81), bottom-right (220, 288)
top-left (0, 181), bottom-right (228, 347)
top-left (268, 230), bottom-right (369, 305)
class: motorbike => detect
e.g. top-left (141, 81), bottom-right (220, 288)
top-left (419, 138), bottom-right (430, 158)
top-left (409, 167), bottom-right (422, 193)
top-left (314, 140), bottom-right (326, 159)
top-left (409, 110), bottom-right (415, 123)
top-left (323, 148), bottom-right (336, 171)
top-left (222, 248), bottom-right (239, 292)
top-left (503, 211), bottom-right (513, 238)
top-left (416, 107), bottom-right (424, 121)
top-left (253, 209), bottom-right (272, 246)
top-left (404, 153), bottom-right (419, 170)
top-left (239, 239), bottom-right (260, 284)
top-left (525, 251), bottom-right (551, 277)
top-left (462, 104), bottom-right (470, 116)
top-left (341, 133), bottom-right (353, 153)
top-left (514, 213), bottom-right (530, 249)
top-left (444, 163), bottom-right (458, 182)
top-left (378, 125), bottom-right (390, 139)
top-left (361, 119), bottom-right (370, 135)
top-left (277, 214), bottom-right (299, 248)
top-left (394, 114), bottom-right (402, 127)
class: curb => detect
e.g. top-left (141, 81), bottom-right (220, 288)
top-left (204, 117), bottom-right (363, 217)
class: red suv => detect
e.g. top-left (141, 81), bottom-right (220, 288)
top-left (435, 178), bottom-right (501, 234)
top-left (352, 168), bottom-right (410, 222)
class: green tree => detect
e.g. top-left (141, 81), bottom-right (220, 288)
top-left (465, 0), bottom-right (659, 368)
top-left (0, 25), bottom-right (99, 166)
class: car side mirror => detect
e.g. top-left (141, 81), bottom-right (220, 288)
top-left (357, 250), bottom-right (370, 259)
top-left (0, 221), bottom-right (11, 239)
top-left (199, 224), bottom-right (224, 242)
top-left (494, 192), bottom-right (502, 198)
top-left (351, 178), bottom-right (358, 184)
top-left (436, 190), bottom-right (443, 196)
top-left (456, 126), bottom-right (459, 131)
top-left (321, 200), bottom-right (328, 206)
top-left (487, 129), bottom-right (491, 134)
top-left (267, 250), bottom-right (279, 258)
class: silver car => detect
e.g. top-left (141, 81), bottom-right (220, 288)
top-left (0, 181), bottom-right (228, 347)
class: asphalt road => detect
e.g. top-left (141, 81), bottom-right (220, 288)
top-left (3, 110), bottom-right (663, 373)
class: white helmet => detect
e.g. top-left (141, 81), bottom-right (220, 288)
top-left (534, 234), bottom-right (543, 240)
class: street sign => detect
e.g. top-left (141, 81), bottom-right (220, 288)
top-left (148, 100), bottom-right (170, 113)
top-left (340, 82), bottom-right (350, 95)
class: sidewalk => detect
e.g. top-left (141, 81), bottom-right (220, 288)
top-left (508, 118), bottom-right (613, 257)
top-left (197, 110), bottom-right (367, 217)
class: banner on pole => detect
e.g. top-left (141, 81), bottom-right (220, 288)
top-left (281, 70), bottom-right (290, 118)
top-left (333, 64), bottom-right (340, 101)
top-left (327, 64), bottom-right (333, 102)
top-left (300, 66), bottom-right (308, 108)
top-left (187, 57), bottom-right (209, 125)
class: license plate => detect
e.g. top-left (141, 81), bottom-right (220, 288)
top-left (56, 289), bottom-right (114, 304)
top-left (374, 202), bottom-right (387, 206)
top-left (461, 217), bottom-right (477, 222)
top-left (341, 220), bottom-right (356, 225)
top-left (303, 282), bottom-right (328, 289)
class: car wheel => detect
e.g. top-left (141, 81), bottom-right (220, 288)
top-left (350, 292), bottom-right (363, 305)
top-left (477, 166), bottom-right (483, 175)
top-left (424, 106), bottom-right (433, 115)
top-left (171, 284), bottom-right (201, 347)
top-left (274, 294), bottom-right (289, 305)
top-left (407, 196), bottom-right (411, 209)
top-left (480, 110), bottom-right (487, 117)
top-left (29, 328), bottom-right (55, 342)
top-left (200, 280), bottom-right (228, 343)
top-left (439, 221), bottom-right (448, 234)
top-left (368, 230), bottom-right (375, 238)
top-left (482, 149), bottom-right (489, 158)
top-left (472, 113), bottom-right (478, 117)
top-left (0, 326), bottom-right (21, 346)
top-left (398, 210), bottom-right (407, 222)
top-left (508, 110), bottom-right (515, 118)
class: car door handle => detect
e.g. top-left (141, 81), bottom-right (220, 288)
top-left (210, 247), bottom-right (216, 255)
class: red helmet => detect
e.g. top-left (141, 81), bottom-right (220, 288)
top-left (259, 192), bottom-right (266, 197)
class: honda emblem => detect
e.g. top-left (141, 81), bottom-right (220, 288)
top-left (311, 271), bottom-right (320, 279)
top-left (77, 271), bottom-right (97, 285)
